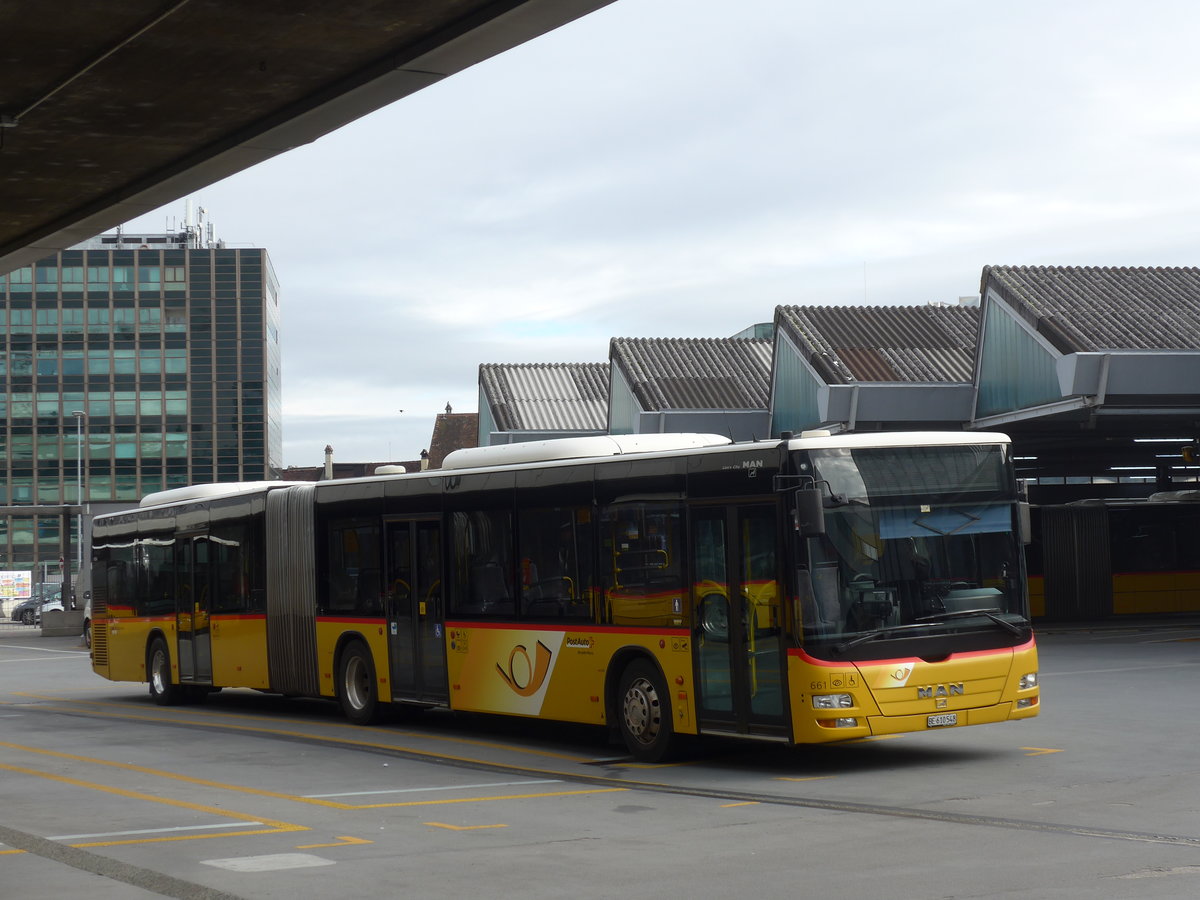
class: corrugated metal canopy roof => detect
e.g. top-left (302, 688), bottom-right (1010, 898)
top-left (480, 362), bottom-right (608, 432)
top-left (775, 305), bottom-right (979, 385)
top-left (609, 337), bottom-right (771, 411)
top-left (982, 265), bottom-right (1200, 353)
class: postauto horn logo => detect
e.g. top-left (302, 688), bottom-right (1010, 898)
top-left (497, 640), bottom-right (553, 697)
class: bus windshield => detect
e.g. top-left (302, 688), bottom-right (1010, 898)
top-left (795, 444), bottom-right (1029, 655)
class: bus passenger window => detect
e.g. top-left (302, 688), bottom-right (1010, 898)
top-left (325, 521), bottom-right (383, 616)
top-left (450, 510), bottom-right (515, 616)
top-left (518, 507), bottom-right (594, 620)
top-left (600, 502), bottom-right (684, 627)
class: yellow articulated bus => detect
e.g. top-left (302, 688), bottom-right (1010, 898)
top-left (90, 431), bottom-right (1039, 761)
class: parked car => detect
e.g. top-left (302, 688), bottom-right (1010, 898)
top-left (9, 588), bottom-right (63, 625)
top-left (10, 596), bottom-right (40, 625)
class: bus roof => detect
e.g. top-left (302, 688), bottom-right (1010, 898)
top-left (138, 481), bottom-right (283, 508)
top-left (441, 433), bottom-right (732, 469)
top-left (123, 432), bottom-right (1014, 513)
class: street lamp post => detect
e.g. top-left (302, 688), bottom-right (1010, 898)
top-left (71, 410), bottom-right (85, 593)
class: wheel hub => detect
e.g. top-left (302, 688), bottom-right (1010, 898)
top-left (623, 676), bottom-right (661, 743)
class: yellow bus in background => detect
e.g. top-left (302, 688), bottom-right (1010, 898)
top-left (90, 431), bottom-right (1039, 761)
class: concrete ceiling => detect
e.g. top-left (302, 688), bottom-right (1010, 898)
top-left (0, 0), bottom-right (615, 274)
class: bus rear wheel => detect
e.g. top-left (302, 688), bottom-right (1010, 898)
top-left (339, 640), bottom-right (383, 725)
top-left (147, 637), bottom-right (183, 706)
top-left (617, 659), bottom-right (677, 762)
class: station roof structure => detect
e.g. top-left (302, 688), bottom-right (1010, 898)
top-left (775, 304), bottom-right (978, 384)
top-left (973, 266), bottom-right (1200, 483)
top-left (609, 336), bottom-right (772, 412)
top-left (0, 0), bottom-right (615, 275)
top-left (479, 362), bottom-right (609, 435)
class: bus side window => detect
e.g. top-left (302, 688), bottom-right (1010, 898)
top-left (451, 510), bottom-right (515, 616)
top-left (518, 506), bottom-right (594, 620)
top-left (600, 502), bottom-right (684, 626)
top-left (325, 521), bottom-right (382, 616)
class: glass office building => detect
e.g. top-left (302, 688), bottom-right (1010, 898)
top-left (0, 227), bottom-right (282, 582)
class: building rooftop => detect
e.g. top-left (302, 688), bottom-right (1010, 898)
top-left (610, 337), bottom-right (772, 410)
top-left (480, 363), bottom-right (608, 433)
top-left (982, 265), bottom-right (1200, 353)
top-left (776, 304), bottom-right (979, 384)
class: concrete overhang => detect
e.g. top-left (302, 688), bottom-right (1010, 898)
top-left (821, 382), bottom-right (975, 428)
top-left (0, 0), bottom-right (615, 274)
top-left (1058, 351), bottom-right (1200, 397)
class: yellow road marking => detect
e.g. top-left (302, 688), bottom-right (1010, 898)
top-left (1022, 747), bottom-right (1064, 757)
top-left (425, 822), bottom-right (509, 831)
top-left (295, 836), bottom-right (373, 849)
top-left (0, 741), bottom-right (626, 810)
top-left (776, 776), bottom-right (835, 782)
top-left (0, 761), bottom-right (307, 848)
top-left (14, 691), bottom-right (590, 762)
top-left (7, 696), bottom-right (721, 796)
top-left (721, 801), bottom-right (760, 808)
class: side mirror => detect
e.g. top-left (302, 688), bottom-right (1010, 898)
top-left (1018, 501), bottom-right (1032, 545)
top-left (793, 488), bottom-right (826, 536)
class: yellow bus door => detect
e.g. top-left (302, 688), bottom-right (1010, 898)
top-left (384, 519), bottom-right (448, 705)
top-left (692, 504), bottom-right (787, 736)
top-left (175, 535), bottom-right (212, 684)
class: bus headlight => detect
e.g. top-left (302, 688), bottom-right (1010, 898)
top-left (1019, 673), bottom-right (1038, 690)
top-left (813, 693), bottom-right (854, 709)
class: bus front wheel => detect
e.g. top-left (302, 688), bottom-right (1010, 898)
top-left (338, 641), bottom-right (382, 725)
top-left (147, 637), bottom-right (183, 706)
top-left (617, 659), bottom-right (677, 762)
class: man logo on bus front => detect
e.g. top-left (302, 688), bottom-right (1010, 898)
top-left (497, 641), bottom-right (553, 697)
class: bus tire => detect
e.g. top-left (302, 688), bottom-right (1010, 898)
top-left (617, 659), bottom-right (677, 762)
top-left (147, 637), bottom-right (183, 706)
top-left (338, 640), bottom-right (382, 725)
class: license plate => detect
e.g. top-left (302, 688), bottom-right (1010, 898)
top-left (927, 713), bottom-right (958, 727)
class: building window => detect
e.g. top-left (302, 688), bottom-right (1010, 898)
top-left (61, 308), bottom-right (84, 334)
top-left (112, 307), bottom-right (135, 336)
top-left (61, 266), bottom-right (84, 291)
top-left (138, 266), bottom-right (161, 292)
top-left (87, 266), bottom-right (109, 290)
top-left (113, 392), bottom-right (137, 416)
top-left (9, 267), bottom-right (32, 293)
top-left (35, 265), bottom-right (58, 293)
top-left (88, 307), bottom-right (110, 332)
top-left (87, 350), bottom-right (111, 375)
top-left (62, 350), bottom-right (84, 376)
top-left (112, 349), bottom-right (136, 375)
top-left (8, 309), bottom-right (31, 333)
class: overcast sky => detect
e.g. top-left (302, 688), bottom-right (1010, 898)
top-left (117, 0), bottom-right (1200, 468)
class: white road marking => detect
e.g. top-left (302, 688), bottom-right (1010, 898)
top-left (50, 822), bottom-right (264, 840)
top-left (305, 779), bottom-right (561, 798)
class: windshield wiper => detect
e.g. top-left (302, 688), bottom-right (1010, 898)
top-left (833, 626), bottom-right (901, 653)
top-left (916, 608), bottom-right (1027, 636)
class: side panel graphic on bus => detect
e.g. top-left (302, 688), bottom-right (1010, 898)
top-left (445, 625), bottom-right (695, 729)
